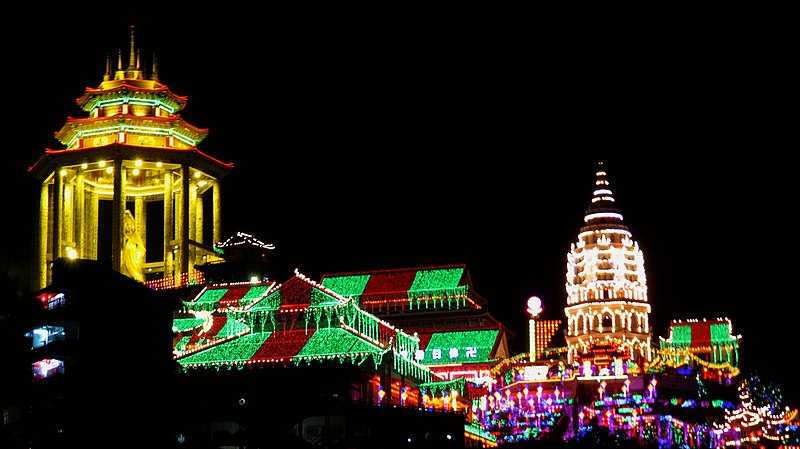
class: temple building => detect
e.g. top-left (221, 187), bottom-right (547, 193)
top-left (563, 161), bottom-right (652, 371)
top-left (320, 265), bottom-right (509, 381)
top-left (28, 26), bottom-right (230, 289)
top-left (655, 318), bottom-right (742, 380)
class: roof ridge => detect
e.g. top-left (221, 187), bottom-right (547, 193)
top-left (322, 263), bottom-right (467, 279)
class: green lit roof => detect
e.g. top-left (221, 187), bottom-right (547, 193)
top-left (419, 329), bottom-right (498, 364)
top-left (671, 325), bottom-right (692, 345)
top-left (321, 275), bottom-right (370, 298)
top-left (172, 317), bottom-right (206, 333)
top-left (409, 268), bottom-right (464, 293)
top-left (195, 288), bottom-right (228, 304)
top-left (295, 328), bottom-right (382, 358)
top-left (216, 318), bottom-right (249, 338)
top-left (248, 290), bottom-right (281, 312)
top-left (179, 332), bottom-right (272, 366)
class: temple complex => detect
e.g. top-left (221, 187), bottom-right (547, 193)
top-left (19, 29), bottom-right (800, 449)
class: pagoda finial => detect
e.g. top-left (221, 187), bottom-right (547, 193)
top-left (117, 49), bottom-right (123, 70)
top-left (151, 52), bottom-right (159, 81)
top-left (136, 48), bottom-right (141, 70)
top-left (103, 54), bottom-right (111, 81)
top-left (581, 160), bottom-right (627, 231)
top-left (127, 25), bottom-right (136, 70)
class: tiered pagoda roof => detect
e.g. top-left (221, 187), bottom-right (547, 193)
top-left (27, 25), bottom-right (232, 180)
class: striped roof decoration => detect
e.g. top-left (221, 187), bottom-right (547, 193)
top-left (172, 314), bottom-right (251, 357)
top-left (185, 282), bottom-right (276, 312)
top-left (321, 265), bottom-right (484, 311)
top-left (174, 272), bottom-right (434, 383)
top-left (414, 329), bottom-right (500, 365)
top-left (662, 318), bottom-right (741, 348)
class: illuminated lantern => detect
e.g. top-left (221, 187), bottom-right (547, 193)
top-left (527, 296), bottom-right (543, 318)
top-left (378, 387), bottom-right (386, 402)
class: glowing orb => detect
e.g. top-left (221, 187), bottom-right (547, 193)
top-left (526, 296), bottom-right (543, 318)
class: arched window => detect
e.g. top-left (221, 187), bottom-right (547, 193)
top-left (602, 313), bottom-right (613, 332)
top-left (632, 314), bottom-right (640, 332)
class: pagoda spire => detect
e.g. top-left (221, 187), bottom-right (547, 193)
top-left (117, 49), bottom-right (123, 70)
top-left (103, 55), bottom-right (111, 81)
top-left (127, 25), bottom-right (136, 70)
top-left (151, 52), bottom-right (159, 81)
top-left (581, 160), bottom-right (627, 232)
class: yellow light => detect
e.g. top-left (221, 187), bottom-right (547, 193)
top-left (65, 247), bottom-right (78, 260)
top-left (198, 180), bottom-right (207, 187)
top-left (156, 162), bottom-right (163, 168)
top-left (98, 160), bottom-right (107, 168)
top-left (194, 171), bottom-right (202, 179)
top-left (132, 169), bottom-right (140, 176)
top-left (135, 159), bottom-right (143, 167)
top-left (81, 163), bottom-right (88, 169)
top-left (59, 169), bottom-right (67, 177)
top-left (105, 166), bottom-right (113, 174)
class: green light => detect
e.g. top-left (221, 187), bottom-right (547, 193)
top-left (322, 274), bottom-right (370, 299)
top-left (216, 318), bottom-right (249, 338)
top-left (310, 289), bottom-right (341, 307)
top-left (421, 329), bottom-right (498, 364)
top-left (249, 290), bottom-right (281, 311)
top-left (671, 325), bottom-right (692, 345)
top-left (93, 97), bottom-right (177, 114)
top-left (239, 285), bottom-right (270, 307)
top-left (710, 323), bottom-right (732, 343)
top-left (175, 335), bottom-right (191, 352)
top-left (195, 288), bottom-right (228, 305)
top-left (295, 328), bottom-right (381, 358)
top-left (64, 123), bottom-right (200, 148)
top-left (409, 268), bottom-right (463, 293)
top-left (179, 332), bottom-right (271, 365)
top-left (172, 317), bottom-right (206, 333)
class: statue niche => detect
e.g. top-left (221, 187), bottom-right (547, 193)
top-left (121, 210), bottom-right (145, 282)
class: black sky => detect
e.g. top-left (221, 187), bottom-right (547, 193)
top-left (2, 7), bottom-right (796, 401)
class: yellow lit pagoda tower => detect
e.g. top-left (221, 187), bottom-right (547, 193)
top-left (564, 161), bottom-right (651, 371)
top-left (29, 27), bottom-right (231, 288)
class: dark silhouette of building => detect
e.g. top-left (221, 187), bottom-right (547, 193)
top-left (25, 258), bottom-right (177, 448)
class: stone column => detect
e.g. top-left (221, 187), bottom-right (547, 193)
top-left (188, 181), bottom-right (197, 267)
top-left (135, 195), bottom-right (146, 254)
top-left (52, 169), bottom-right (62, 261)
top-left (212, 180), bottom-right (221, 245)
top-left (163, 171), bottom-right (173, 278)
top-left (180, 164), bottom-right (190, 275)
top-left (111, 160), bottom-right (124, 271)
top-left (63, 180), bottom-right (74, 249)
top-left (76, 175), bottom-right (85, 257)
top-left (86, 190), bottom-right (99, 259)
top-left (195, 190), bottom-right (203, 243)
top-left (38, 182), bottom-right (49, 288)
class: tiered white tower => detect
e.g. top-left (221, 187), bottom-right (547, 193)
top-left (564, 162), bottom-right (651, 367)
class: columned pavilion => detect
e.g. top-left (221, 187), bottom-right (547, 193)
top-left (28, 27), bottom-right (232, 288)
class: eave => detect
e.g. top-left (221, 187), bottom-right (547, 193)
top-left (28, 143), bottom-right (233, 181)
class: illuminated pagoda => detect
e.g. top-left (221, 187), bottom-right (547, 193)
top-left (655, 318), bottom-right (742, 379)
top-left (321, 265), bottom-right (509, 381)
top-left (28, 26), bottom-right (231, 289)
top-left (564, 161), bottom-right (652, 371)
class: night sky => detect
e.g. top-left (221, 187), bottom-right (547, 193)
top-left (3, 8), bottom-right (795, 401)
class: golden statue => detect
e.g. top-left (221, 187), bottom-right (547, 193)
top-left (121, 210), bottom-right (145, 282)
